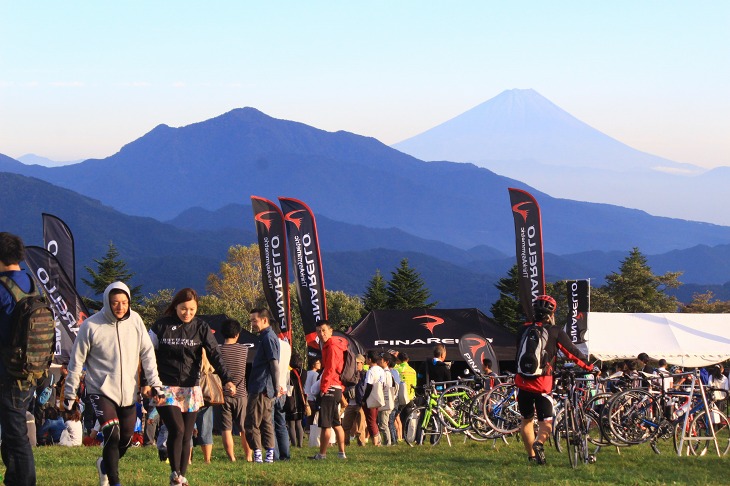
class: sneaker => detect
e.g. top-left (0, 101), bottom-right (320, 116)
top-left (532, 441), bottom-right (546, 465)
top-left (337, 452), bottom-right (347, 459)
top-left (96, 457), bottom-right (110, 486)
top-left (178, 476), bottom-right (189, 486)
top-left (253, 449), bottom-right (263, 463)
top-left (264, 449), bottom-right (274, 463)
top-left (158, 449), bottom-right (168, 462)
top-left (308, 453), bottom-right (326, 460)
top-left (169, 472), bottom-right (181, 486)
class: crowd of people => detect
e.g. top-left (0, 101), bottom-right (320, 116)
top-left (3, 230), bottom-right (730, 485)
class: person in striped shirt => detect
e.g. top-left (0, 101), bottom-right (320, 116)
top-left (217, 318), bottom-right (251, 462)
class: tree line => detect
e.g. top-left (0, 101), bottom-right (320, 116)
top-left (82, 243), bottom-right (730, 357)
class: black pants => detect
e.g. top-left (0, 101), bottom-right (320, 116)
top-left (156, 406), bottom-right (198, 477)
top-left (87, 394), bottom-right (137, 486)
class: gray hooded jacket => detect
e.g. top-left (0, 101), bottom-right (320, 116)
top-left (64, 282), bottom-right (161, 407)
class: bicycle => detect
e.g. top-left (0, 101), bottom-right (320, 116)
top-left (552, 368), bottom-right (597, 467)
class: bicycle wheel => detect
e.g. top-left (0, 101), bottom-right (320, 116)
top-left (553, 408), bottom-right (566, 453)
top-left (564, 402), bottom-right (579, 468)
top-left (469, 390), bottom-right (501, 440)
top-left (674, 409), bottom-right (730, 456)
top-left (482, 384), bottom-right (521, 435)
top-left (607, 389), bottom-right (661, 445)
top-left (437, 384), bottom-right (476, 433)
top-left (574, 403), bottom-right (590, 463)
top-left (584, 392), bottom-right (612, 447)
top-left (404, 406), bottom-right (442, 446)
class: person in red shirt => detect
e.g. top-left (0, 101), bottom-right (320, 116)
top-left (310, 320), bottom-right (348, 460)
top-left (516, 295), bottom-right (597, 465)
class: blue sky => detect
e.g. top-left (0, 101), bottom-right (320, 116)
top-left (1, 1), bottom-right (728, 167)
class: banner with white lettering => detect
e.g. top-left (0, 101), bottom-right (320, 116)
top-left (278, 197), bottom-right (328, 349)
top-left (251, 196), bottom-right (292, 343)
top-left (508, 188), bottom-right (545, 322)
top-left (458, 332), bottom-right (500, 375)
top-left (42, 213), bottom-right (76, 286)
top-left (564, 279), bottom-right (590, 356)
top-left (23, 246), bottom-right (89, 364)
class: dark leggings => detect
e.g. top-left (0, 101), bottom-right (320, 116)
top-left (157, 406), bottom-right (198, 477)
top-left (87, 394), bottom-right (137, 485)
top-left (287, 419), bottom-right (304, 447)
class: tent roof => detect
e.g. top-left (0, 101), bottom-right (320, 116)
top-left (588, 313), bottom-right (730, 367)
top-left (347, 308), bottom-right (516, 361)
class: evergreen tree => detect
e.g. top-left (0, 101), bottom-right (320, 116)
top-left (362, 270), bottom-right (389, 312)
top-left (490, 264), bottom-right (524, 331)
top-left (601, 247), bottom-right (681, 312)
top-left (82, 242), bottom-right (142, 306)
top-left (386, 258), bottom-right (437, 309)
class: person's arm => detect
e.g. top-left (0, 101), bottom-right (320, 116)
top-left (64, 321), bottom-right (91, 402)
top-left (269, 359), bottom-right (281, 395)
top-left (556, 329), bottom-right (595, 372)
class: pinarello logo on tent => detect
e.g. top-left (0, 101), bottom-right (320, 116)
top-left (255, 211), bottom-right (276, 231)
top-left (285, 210), bottom-right (305, 230)
top-left (512, 201), bottom-right (531, 222)
top-left (414, 315), bottom-right (445, 336)
top-left (466, 337), bottom-right (486, 357)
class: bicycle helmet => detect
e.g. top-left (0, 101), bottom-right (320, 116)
top-left (533, 295), bottom-right (557, 316)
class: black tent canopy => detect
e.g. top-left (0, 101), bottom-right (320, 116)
top-left (347, 308), bottom-right (516, 362)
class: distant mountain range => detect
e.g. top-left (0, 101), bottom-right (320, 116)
top-left (1, 107), bottom-right (729, 256)
top-left (393, 89), bottom-right (730, 226)
top-left (2, 97), bottom-right (730, 308)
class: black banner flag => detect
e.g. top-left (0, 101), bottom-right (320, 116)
top-left (458, 332), bottom-right (500, 375)
top-left (251, 196), bottom-right (292, 343)
top-left (42, 213), bottom-right (76, 286)
top-left (24, 246), bottom-right (90, 364)
top-left (279, 197), bottom-right (328, 349)
top-left (508, 188), bottom-right (545, 321)
top-left (565, 279), bottom-right (590, 356)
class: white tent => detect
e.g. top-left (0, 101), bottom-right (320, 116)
top-left (587, 313), bottom-right (730, 367)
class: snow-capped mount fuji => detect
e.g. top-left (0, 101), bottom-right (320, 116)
top-left (393, 88), bottom-right (700, 175)
top-left (392, 89), bottom-right (730, 225)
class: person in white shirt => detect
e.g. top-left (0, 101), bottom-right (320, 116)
top-left (58, 408), bottom-right (83, 447)
top-left (361, 351), bottom-right (384, 446)
top-left (304, 358), bottom-right (321, 425)
top-left (655, 359), bottom-right (673, 392)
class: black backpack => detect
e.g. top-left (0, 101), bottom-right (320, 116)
top-left (0, 276), bottom-right (56, 386)
top-left (340, 343), bottom-right (359, 387)
top-left (516, 322), bottom-right (550, 377)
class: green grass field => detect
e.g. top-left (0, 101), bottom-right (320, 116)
top-left (22, 434), bottom-right (730, 485)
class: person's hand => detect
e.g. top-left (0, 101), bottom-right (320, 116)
top-left (140, 386), bottom-right (151, 398)
top-left (278, 385), bottom-right (286, 397)
top-left (63, 398), bottom-right (75, 411)
top-left (225, 382), bottom-right (237, 396)
top-left (150, 387), bottom-right (166, 405)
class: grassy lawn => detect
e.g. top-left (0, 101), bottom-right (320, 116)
top-left (22, 434), bottom-right (730, 485)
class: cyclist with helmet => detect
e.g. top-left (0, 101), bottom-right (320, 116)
top-left (516, 295), bottom-right (598, 465)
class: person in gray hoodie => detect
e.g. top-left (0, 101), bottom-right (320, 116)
top-left (64, 281), bottom-right (163, 486)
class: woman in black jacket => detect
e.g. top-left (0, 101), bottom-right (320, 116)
top-left (149, 288), bottom-right (236, 486)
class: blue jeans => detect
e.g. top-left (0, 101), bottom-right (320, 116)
top-left (388, 406), bottom-right (401, 444)
top-left (272, 397), bottom-right (290, 460)
top-left (0, 381), bottom-right (36, 486)
top-left (195, 406), bottom-right (214, 446)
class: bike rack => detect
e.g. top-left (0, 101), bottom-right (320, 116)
top-left (676, 371), bottom-right (722, 457)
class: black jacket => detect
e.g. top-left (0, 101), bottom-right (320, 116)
top-left (148, 316), bottom-right (231, 387)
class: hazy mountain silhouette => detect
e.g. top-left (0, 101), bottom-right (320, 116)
top-left (392, 89), bottom-right (730, 226)
top-left (393, 89), bottom-right (699, 173)
top-left (3, 172), bottom-right (730, 306)
top-left (2, 108), bottom-right (730, 256)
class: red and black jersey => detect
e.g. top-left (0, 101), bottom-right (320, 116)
top-left (515, 321), bottom-right (594, 394)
